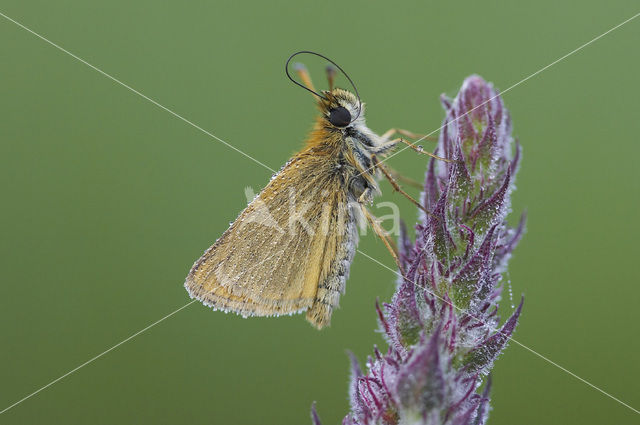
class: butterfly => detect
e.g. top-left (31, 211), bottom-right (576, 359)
top-left (185, 51), bottom-right (449, 329)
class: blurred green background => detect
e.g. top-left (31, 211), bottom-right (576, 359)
top-left (1, 1), bottom-right (639, 424)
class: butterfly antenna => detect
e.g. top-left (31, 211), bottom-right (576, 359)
top-left (285, 51), bottom-right (362, 123)
top-left (286, 53), bottom-right (325, 99)
top-left (294, 63), bottom-right (318, 94)
top-left (326, 64), bottom-right (337, 91)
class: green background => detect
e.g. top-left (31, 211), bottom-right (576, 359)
top-left (1, 1), bottom-right (639, 424)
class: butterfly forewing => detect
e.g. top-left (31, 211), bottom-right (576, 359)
top-left (185, 150), bottom-right (359, 328)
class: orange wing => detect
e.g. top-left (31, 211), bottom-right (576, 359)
top-left (185, 150), bottom-right (360, 328)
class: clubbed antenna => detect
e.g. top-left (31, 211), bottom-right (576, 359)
top-left (284, 50), bottom-right (363, 122)
top-left (326, 64), bottom-right (337, 91)
top-left (293, 62), bottom-right (317, 94)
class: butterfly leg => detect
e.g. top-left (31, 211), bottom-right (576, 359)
top-left (371, 154), bottom-right (429, 214)
top-left (392, 138), bottom-right (454, 162)
top-left (361, 205), bottom-right (405, 276)
top-left (384, 164), bottom-right (423, 189)
top-left (374, 137), bottom-right (454, 162)
top-left (381, 128), bottom-right (438, 142)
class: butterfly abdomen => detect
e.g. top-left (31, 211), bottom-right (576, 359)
top-left (305, 194), bottom-right (360, 328)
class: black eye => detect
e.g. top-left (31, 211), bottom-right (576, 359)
top-left (329, 107), bottom-right (351, 127)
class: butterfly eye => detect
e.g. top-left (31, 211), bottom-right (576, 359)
top-left (329, 107), bottom-right (352, 127)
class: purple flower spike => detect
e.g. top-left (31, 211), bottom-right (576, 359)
top-left (311, 402), bottom-right (322, 425)
top-left (312, 76), bottom-right (525, 424)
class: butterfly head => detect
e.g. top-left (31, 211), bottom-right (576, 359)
top-left (285, 52), bottom-right (365, 130)
top-left (318, 89), bottom-right (365, 130)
